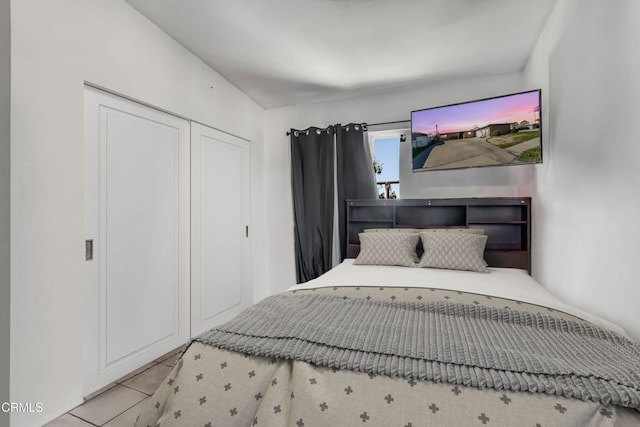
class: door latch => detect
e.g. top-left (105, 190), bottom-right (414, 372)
top-left (85, 239), bottom-right (94, 261)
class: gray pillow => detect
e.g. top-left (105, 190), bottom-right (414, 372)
top-left (354, 232), bottom-right (419, 267)
top-left (418, 232), bottom-right (489, 273)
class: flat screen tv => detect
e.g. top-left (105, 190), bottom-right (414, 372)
top-left (411, 89), bottom-right (542, 171)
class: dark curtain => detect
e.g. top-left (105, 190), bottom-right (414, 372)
top-left (290, 127), bottom-right (335, 283)
top-left (336, 123), bottom-right (377, 260)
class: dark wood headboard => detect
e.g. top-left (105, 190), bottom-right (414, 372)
top-left (346, 197), bottom-right (531, 273)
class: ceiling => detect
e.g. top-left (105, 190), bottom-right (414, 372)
top-left (125, 0), bottom-right (558, 109)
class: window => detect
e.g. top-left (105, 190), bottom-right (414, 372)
top-left (369, 130), bottom-right (405, 199)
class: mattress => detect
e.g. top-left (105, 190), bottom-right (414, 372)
top-left (136, 262), bottom-right (640, 427)
top-left (291, 260), bottom-right (628, 335)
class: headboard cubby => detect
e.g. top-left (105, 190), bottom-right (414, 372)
top-left (346, 197), bottom-right (531, 273)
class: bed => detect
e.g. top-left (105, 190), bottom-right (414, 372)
top-left (136, 198), bottom-right (640, 427)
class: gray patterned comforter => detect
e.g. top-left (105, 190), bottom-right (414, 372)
top-left (136, 286), bottom-right (640, 426)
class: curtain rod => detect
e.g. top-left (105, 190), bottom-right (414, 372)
top-left (367, 119), bottom-right (410, 127)
top-left (286, 126), bottom-right (333, 137)
top-left (285, 120), bottom-right (409, 136)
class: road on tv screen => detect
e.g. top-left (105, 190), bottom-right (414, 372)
top-left (415, 135), bottom-right (541, 170)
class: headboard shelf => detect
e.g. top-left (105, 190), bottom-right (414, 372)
top-left (468, 221), bottom-right (528, 225)
top-left (346, 197), bottom-right (531, 273)
top-left (349, 219), bottom-right (395, 224)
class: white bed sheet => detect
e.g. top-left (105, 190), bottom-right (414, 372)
top-left (289, 260), bottom-right (628, 336)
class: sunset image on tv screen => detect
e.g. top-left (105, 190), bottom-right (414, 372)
top-left (411, 90), bottom-right (542, 171)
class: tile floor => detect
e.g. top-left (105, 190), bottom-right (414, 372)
top-left (44, 345), bottom-right (185, 427)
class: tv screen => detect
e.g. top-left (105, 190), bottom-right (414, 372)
top-left (411, 89), bottom-right (542, 171)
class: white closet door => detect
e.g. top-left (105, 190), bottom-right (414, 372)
top-left (84, 87), bottom-right (190, 394)
top-left (191, 122), bottom-right (251, 337)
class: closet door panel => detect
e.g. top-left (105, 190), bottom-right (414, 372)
top-left (191, 123), bottom-right (250, 337)
top-left (103, 112), bottom-right (178, 363)
top-left (84, 87), bottom-right (190, 394)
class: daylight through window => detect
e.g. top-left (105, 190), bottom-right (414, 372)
top-left (371, 134), bottom-right (400, 199)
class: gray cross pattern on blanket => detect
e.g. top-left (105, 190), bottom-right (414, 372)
top-left (135, 286), bottom-right (640, 427)
top-left (195, 293), bottom-right (640, 409)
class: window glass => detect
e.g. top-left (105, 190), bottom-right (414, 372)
top-left (372, 136), bottom-right (400, 199)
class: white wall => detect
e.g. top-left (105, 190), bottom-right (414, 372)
top-left (0, 1), bottom-right (10, 426)
top-left (10, 1), bottom-right (264, 425)
top-left (524, 0), bottom-right (640, 341)
top-left (263, 72), bottom-right (533, 295)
